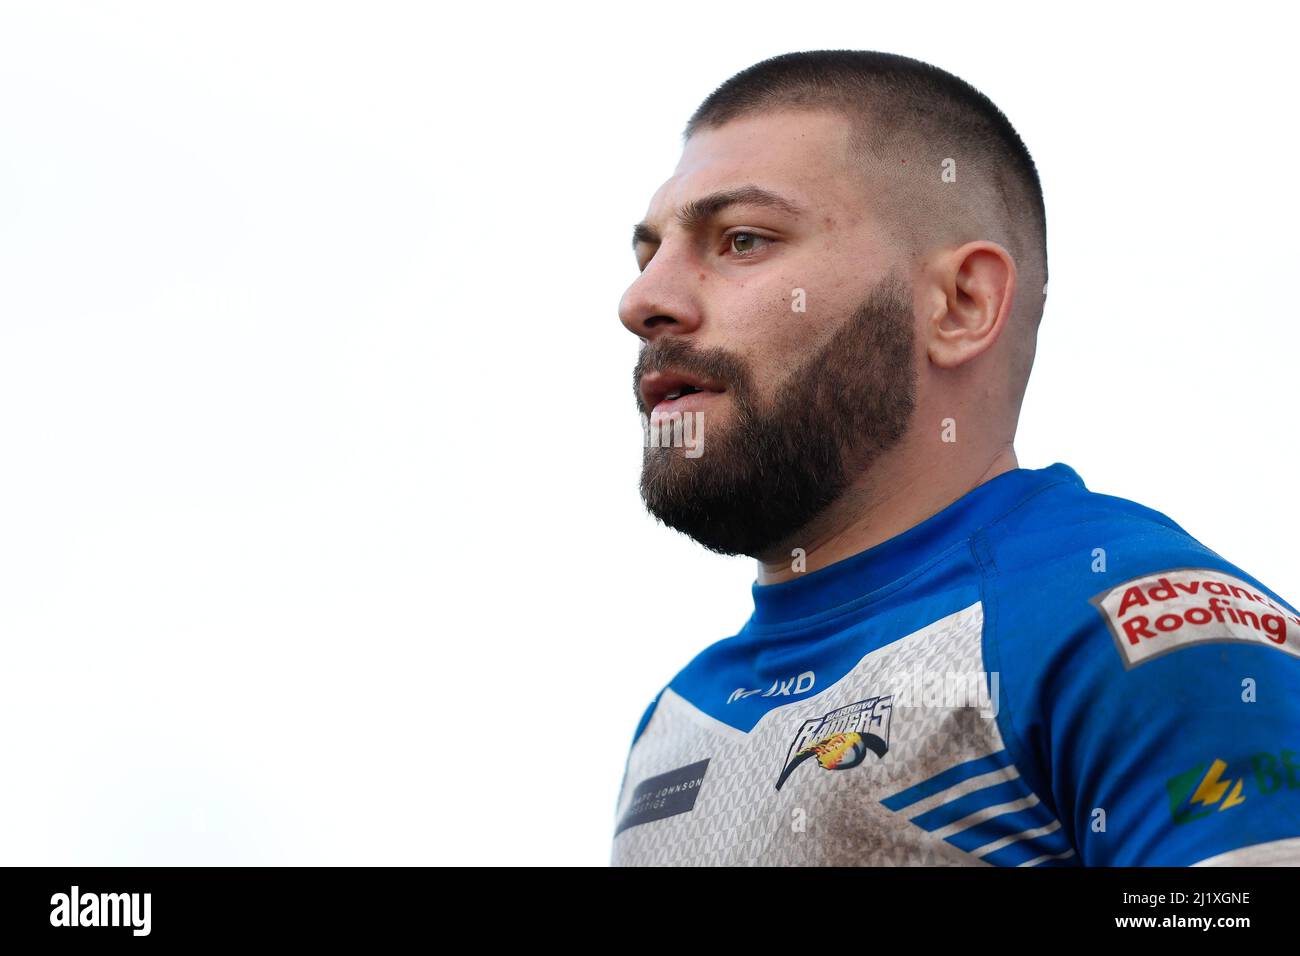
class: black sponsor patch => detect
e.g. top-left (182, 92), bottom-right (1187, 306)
top-left (615, 759), bottom-right (709, 834)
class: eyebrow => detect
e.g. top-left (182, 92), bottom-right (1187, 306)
top-left (631, 185), bottom-right (806, 250)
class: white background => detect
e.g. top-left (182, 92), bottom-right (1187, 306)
top-left (0, 1), bottom-right (1295, 866)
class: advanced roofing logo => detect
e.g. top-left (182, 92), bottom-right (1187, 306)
top-left (1165, 749), bottom-right (1298, 824)
top-left (1091, 567), bottom-right (1300, 669)
top-left (774, 694), bottom-right (892, 791)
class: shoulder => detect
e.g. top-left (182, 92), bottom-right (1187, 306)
top-left (977, 472), bottom-right (1297, 653)
top-left (973, 471), bottom-right (1300, 863)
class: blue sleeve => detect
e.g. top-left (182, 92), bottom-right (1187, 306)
top-left (985, 525), bottom-right (1300, 866)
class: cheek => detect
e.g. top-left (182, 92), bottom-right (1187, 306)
top-left (714, 280), bottom-right (808, 364)
top-left (726, 273), bottom-right (826, 333)
top-left (772, 280), bottom-right (856, 357)
top-left (710, 272), bottom-right (855, 394)
top-left (704, 279), bottom-right (784, 350)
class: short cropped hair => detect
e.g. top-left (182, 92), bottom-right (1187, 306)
top-left (685, 50), bottom-right (1048, 327)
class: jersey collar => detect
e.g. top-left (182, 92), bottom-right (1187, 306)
top-left (748, 462), bottom-right (1084, 627)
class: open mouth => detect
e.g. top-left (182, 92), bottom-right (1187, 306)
top-left (640, 368), bottom-right (726, 414)
top-left (663, 385), bottom-right (704, 401)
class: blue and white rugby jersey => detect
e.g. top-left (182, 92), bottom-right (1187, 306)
top-left (611, 463), bottom-right (1300, 866)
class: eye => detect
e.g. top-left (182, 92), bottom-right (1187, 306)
top-left (724, 231), bottom-right (773, 258)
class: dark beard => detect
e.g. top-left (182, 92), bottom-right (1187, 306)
top-left (634, 271), bottom-right (917, 558)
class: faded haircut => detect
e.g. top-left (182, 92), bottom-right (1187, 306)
top-left (684, 50), bottom-right (1048, 334)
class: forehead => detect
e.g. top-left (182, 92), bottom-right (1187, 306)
top-left (643, 109), bottom-right (864, 224)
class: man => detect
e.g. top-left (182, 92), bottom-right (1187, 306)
top-left (611, 50), bottom-right (1300, 866)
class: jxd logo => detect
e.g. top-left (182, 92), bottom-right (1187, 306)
top-left (727, 670), bottom-right (815, 705)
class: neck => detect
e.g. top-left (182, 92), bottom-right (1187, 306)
top-left (755, 441), bottom-right (1019, 585)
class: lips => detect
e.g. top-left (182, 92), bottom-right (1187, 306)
top-left (639, 368), bottom-right (726, 414)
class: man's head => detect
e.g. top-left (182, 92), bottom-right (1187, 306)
top-left (621, 50), bottom-right (1048, 560)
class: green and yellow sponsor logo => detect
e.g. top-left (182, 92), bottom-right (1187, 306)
top-left (1166, 750), bottom-right (1300, 824)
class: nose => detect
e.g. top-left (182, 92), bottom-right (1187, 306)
top-left (618, 248), bottom-right (704, 342)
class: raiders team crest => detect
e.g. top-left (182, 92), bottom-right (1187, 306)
top-left (774, 694), bottom-right (893, 790)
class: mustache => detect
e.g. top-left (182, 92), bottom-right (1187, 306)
top-left (633, 338), bottom-right (751, 407)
